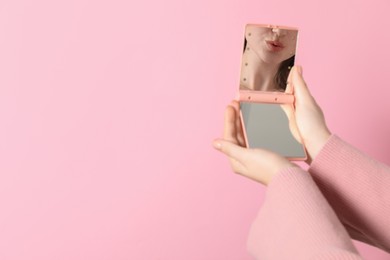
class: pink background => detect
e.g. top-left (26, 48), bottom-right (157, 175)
top-left (1, 0), bottom-right (390, 259)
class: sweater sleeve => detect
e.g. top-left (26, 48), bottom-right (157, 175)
top-left (247, 167), bottom-right (363, 260)
top-left (309, 135), bottom-right (390, 252)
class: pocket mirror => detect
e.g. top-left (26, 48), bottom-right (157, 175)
top-left (238, 24), bottom-right (306, 160)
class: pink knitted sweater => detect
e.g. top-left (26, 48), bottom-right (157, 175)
top-left (247, 135), bottom-right (390, 259)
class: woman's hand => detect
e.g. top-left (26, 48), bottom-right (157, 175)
top-left (212, 101), bottom-right (297, 185)
top-left (212, 65), bottom-right (331, 184)
top-left (288, 66), bottom-right (332, 163)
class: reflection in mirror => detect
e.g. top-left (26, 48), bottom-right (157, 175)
top-left (240, 102), bottom-right (305, 158)
top-left (240, 25), bottom-right (298, 92)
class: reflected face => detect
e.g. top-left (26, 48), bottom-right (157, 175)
top-left (246, 25), bottom-right (298, 64)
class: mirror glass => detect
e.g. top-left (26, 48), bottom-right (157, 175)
top-left (240, 24), bottom-right (298, 92)
top-left (240, 102), bottom-right (305, 158)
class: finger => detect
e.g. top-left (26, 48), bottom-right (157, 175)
top-left (236, 123), bottom-right (246, 147)
top-left (230, 100), bottom-right (246, 146)
top-left (212, 139), bottom-right (247, 174)
top-left (223, 105), bottom-right (238, 144)
top-left (280, 104), bottom-right (302, 144)
top-left (212, 139), bottom-right (248, 163)
top-left (230, 100), bottom-right (241, 128)
top-left (230, 100), bottom-right (240, 112)
top-left (285, 68), bottom-right (294, 94)
top-left (280, 103), bottom-right (293, 121)
top-left (291, 65), bottom-right (313, 104)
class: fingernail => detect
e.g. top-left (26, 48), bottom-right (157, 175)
top-left (212, 140), bottom-right (222, 150)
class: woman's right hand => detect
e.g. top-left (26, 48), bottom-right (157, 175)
top-left (289, 66), bottom-right (332, 163)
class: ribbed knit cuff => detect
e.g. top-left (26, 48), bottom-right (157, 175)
top-left (308, 134), bottom-right (390, 252)
top-left (309, 134), bottom-right (364, 178)
top-left (247, 167), bottom-right (360, 259)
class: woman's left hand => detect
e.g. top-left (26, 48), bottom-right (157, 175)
top-left (212, 100), bottom-right (297, 186)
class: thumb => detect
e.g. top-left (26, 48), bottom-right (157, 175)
top-left (292, 66), bottom-right (313, 104)
top-left (212, 138), bottom-right (248, 162)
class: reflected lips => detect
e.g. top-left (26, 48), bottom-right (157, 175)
top-left (266, 40), bottom-right (284, 52)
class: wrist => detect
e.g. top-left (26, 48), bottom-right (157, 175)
top-left (305, 130), bottom-right (331, 164)
top-left (265, 161), bottom-right (298, 186)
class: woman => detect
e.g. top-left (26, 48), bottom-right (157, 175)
top-left (214, 66), bottom-right (390, 259)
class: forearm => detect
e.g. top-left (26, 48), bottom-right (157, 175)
top-left (309, 135), bottom-right (390, 252)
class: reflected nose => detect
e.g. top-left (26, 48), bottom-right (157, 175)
top-left (272, 28), bottom-right (287, 37)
